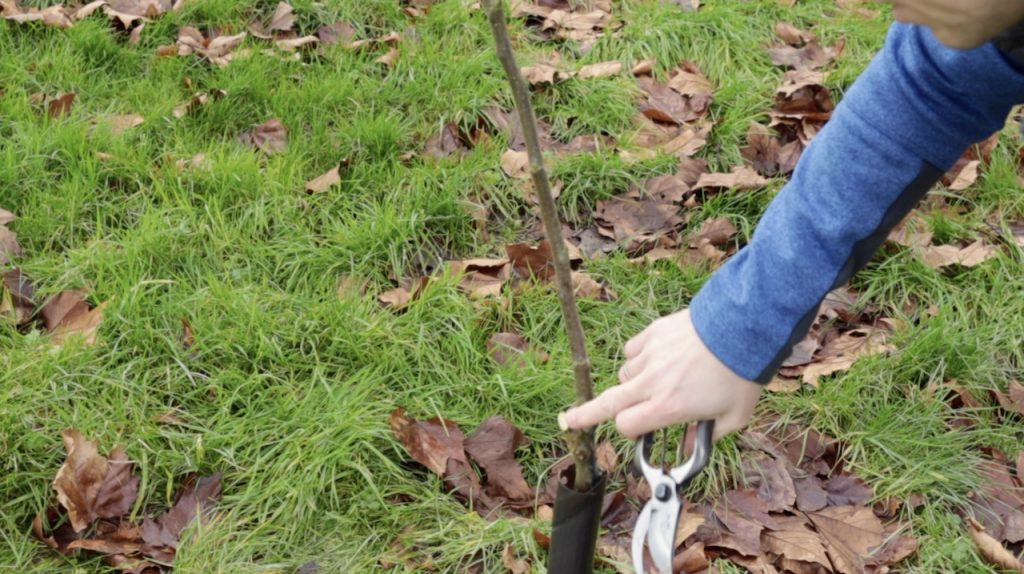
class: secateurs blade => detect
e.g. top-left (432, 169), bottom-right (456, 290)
top-left (632, 420), bottom-right (715, 574)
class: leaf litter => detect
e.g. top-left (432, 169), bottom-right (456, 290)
top-left (33, 430), bottom-right (221, 572)
top-left (391, 409), bottom-right (919, 573)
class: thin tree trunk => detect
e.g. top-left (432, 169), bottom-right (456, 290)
top-left (482, 0), bottom-right (597, 491)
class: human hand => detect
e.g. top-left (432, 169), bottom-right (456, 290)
top-left (883, 0), bottom-right (1024, 50)
top-left (559, 309), bottom-right (763, 441)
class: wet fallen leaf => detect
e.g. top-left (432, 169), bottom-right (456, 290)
top-left (172, 89), bottom-right (227, 118)
top-left (238, 118), bottom-right (288, 155)
top-left (638, 75), bottom-right (703, 125)
top-left (690, 217), bottom-right (737, 247)
top-left (464, 415), bottom-right (531, 501)
top-left (390, 408), bottom-right (467, 476)
top-left (506, 241), bottom-right (555, 281)
top-left (768, 22), bottom-right (844, 71)
top-left (141, 472), bottom-right (222, 554)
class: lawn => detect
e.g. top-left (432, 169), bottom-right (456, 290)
top-left (1, 0), bottom-right (1023, 572)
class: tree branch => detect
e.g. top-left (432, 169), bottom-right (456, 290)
top-left (482, 0), bottom-right (597, 491)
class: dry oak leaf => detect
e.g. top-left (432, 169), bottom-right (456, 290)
top-left (239, 118), bottom-right (288, 155)
top-left (53, 430), bottom-right (139, 532)
top-left (464, 415), bottom-right (532, 501)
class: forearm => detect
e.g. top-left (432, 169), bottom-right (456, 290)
top-left (690, 23), bottom-right (1024, 383)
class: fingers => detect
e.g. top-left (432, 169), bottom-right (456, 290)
top-left (617, 355), bottom-right (647, 384)
top-left (561, 381), bottom-right (645, 430)
top-left (613, 395), bottom-right (686, 439)
top-left (623, 323), bottom-right (655, 359)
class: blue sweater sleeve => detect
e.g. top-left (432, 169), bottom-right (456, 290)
top-left (689, 23), bottom-right (1024, 384)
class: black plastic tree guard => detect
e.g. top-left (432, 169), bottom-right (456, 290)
top-left (547, 471), bottom-right (608, 573)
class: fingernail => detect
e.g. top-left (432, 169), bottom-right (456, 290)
top-left (557, 411), bottom-right (569, 431)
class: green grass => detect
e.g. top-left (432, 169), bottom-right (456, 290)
top-left (1, 1), bottom-right (1023, 572)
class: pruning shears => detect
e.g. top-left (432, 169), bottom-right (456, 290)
top-left (631, 420), bottom-right (715, 574)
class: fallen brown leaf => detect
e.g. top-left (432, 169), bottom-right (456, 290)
top-left (919, 240), bottom-right (998, 269)
top-left (48, 93), bottom-right (76, 118)
top-left (506, 241), bottom-right (555, 281)
top-left (238, 118), bottom-right (288, 155)
top-left (464, 415), bottom-right (531, 501)
top-left (966, 517), bottom-right (1024, 573)
top-left (141, 472), bottom-right (222, 557)
top-left (53, 430), bottom-right (139, 532)
top-left (501, 544), bottom-right (530, 574)
top-left (0, 225), bottom-right (21, 265)
top-left (174, 27), bottom-right (248, 67)
top-left (486, 331), bottom-right (548, 367)
top-left (305, 165), bottom-right (342, 193)
top-left (694, 166), bottom-right (771, 191)
top-left (390, 408), bottom-right (467, 477)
